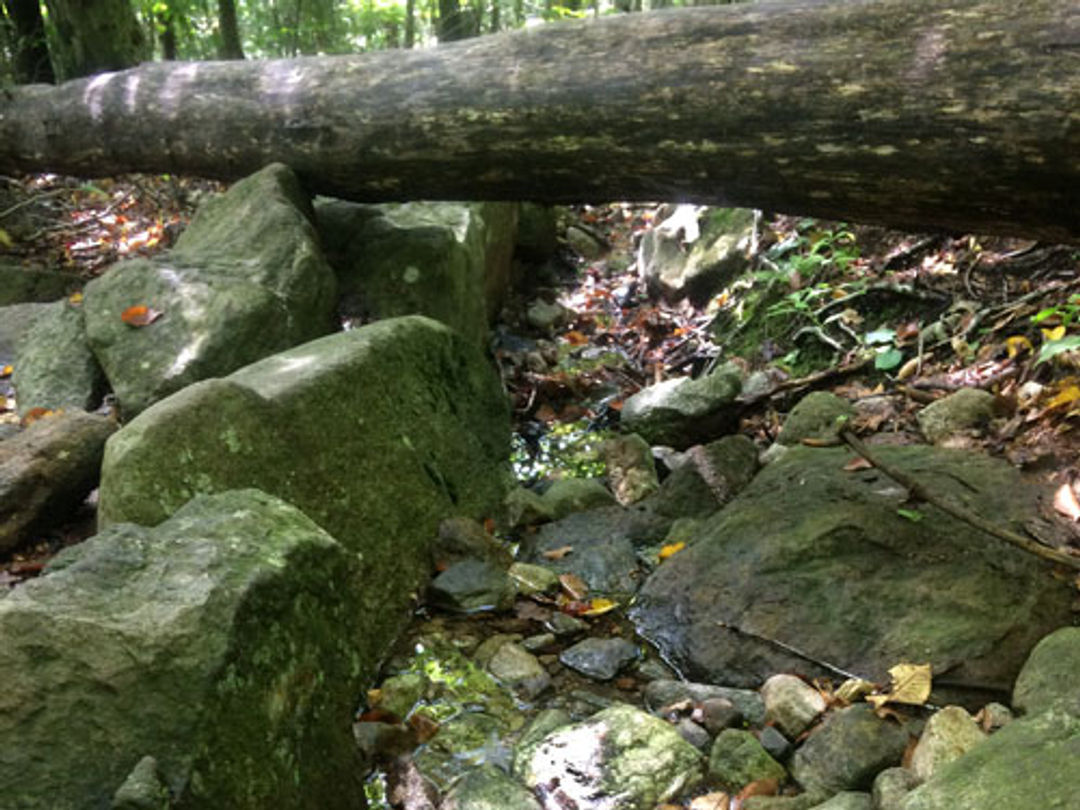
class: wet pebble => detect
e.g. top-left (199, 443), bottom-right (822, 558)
top-left (559, 637), bottom-right (640, 681)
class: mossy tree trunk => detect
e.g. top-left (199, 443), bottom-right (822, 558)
top-left (1, 1), bottom-right (1076, 241)
top-left (3, 0), bottom-right (55, 83)
top-left (43, 0), bottom-right (148, 79)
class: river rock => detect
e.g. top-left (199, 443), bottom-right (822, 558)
top-left (433, 516), bottom-right (513, 568)
top-left (488, 642), bottom-right (552, 701)
top-left (916, 388), bottom-right (996, 444)
top-left (430, 559), bottom-right (514, 613)
top-left (559, 637), bottom-right (640, 681)
top-left (98, 316), bottom-right (509, 680)
top-left (620, 362), bottom-right (743, 449)
top-left (631, 445), bottom-right (1074, 697)
top-left (12, 298), bottom-right (106, 415)
top-left (643, 679), bottom-right (765, 727)
top-left (0, 409), bottom-right (115, 552)
top-left (776, 391), bottom-right (855, 446)
top-left (604, 433), bottom-right (660, 505)
top-left (791, 705), bottom-right (910, 794)
top-left (1011, 626), bottom-right (1080, 716)
top-left (442, 764), bottom-right (542, 810)
top-left (111, 755), bottom-right (170, 810)
top-left (0, 489), bottom-right (371, 809)
top-left (708, 728), bottom-right (787, 793)
top-left (518, 703), bottom-right (704, 810)
top-left (872, 767), bottom-right (919, 810)
top-left (809, 792), bottom-right (872, 810)
top-left (761, 674), bottom-right (827, 739)
top-left (316, 200), bottom-right (517, 349)
top-left (83, 163), bottom-right (337, 417)
top-left (909, 706), bottom-right (985, 782)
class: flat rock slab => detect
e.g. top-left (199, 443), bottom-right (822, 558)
top-left (631, 445), bottom-right (1074, 698)
top-left (0, 489), bottom-right (371, 809)
top-left (0, 409), bottom-right (115, 552)
top-left (99, 315), bottom-right (509, 678)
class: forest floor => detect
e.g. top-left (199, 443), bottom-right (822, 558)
top-left (2, 172), bottom-right (1080, 581)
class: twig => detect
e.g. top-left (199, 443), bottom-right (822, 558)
top-left (839, 428), bottom-right (1080, 571)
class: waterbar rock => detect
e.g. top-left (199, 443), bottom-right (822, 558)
top-left (99, 316), bottom-right (509, 675)
top-left (0, 489), bottom-right (371, 810)
top-left (83, 163), bottom-right (337, 417)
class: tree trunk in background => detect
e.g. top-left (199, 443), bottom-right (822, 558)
top-left (437, 0), bottom-right (472, 42)
top-left (1, 1), bottom-right (1076, 243)
top-left (157, 6), bottom-right (177, 60)
top-left (217, 0), bottom-right (244, 59)
top-left (44, 0), bottom-right (147, 79)
top-left (3, 0), bottom-right (55, 83)
top-left (404, 0), bottom-right (416, 47)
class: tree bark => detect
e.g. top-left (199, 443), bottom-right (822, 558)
top-left (217, 0), bottom-right (245, 59)
top-left (3, 0), bottom-right (55, 83)
top-left (1, 1), bottom-right (1076, 242)
top-left (43, 0), bottom-right (148, 79)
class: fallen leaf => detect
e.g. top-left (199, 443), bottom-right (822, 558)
top-left (1, 364), bottom-right (13, 378)
top-left (68, 291), bottom-right (83, 305)
top-left (483, 517), bottom-right (496, 534)
top-left (866, 662), bottom-right (932, 710)
top-left (689, 792), bottom-right (730, 810)
top-left (407, 712), bottom-right (440, 743)
top-left (21, 407), bottom-right (55, 426)
top-left (1005, 335), bottom-right (1034, 358)
top-left (559, 572), bottom-right (589, 600)
top-left (581, 597), bottom-right (618, 616)
top-left (563, 330), bottom-right (589, 346)
top-left (843, 457), bottom-right (873, 471)
top-left (1046, 385), bottom-right (1080, 411)
top-left (0, 227), bottom-right (12, 247)
top-left (542, 545), bottom-right (573, 561)
top-left (1053, 483), bottom-right (1080, 522)
top-left (121, 304), bottom-right (163, 327)
top-left (1041, 325), bottom-right (1067, 342)
top-left (658, 541), bottom-right (686, 560)
top-left (356, 707), bottom-right (402, 724)
top-left (737, 778), bottom-right (779, 799)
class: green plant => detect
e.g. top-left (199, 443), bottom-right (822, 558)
top-left (1032, 294), bottom-right (1080, 363)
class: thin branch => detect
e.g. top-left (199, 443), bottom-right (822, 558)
top-left (839, 428), bottom-right (1080, 571)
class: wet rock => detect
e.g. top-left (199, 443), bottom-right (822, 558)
top-left (809, 792), bottom-right (872, 810)
top-left (677, 717), bottom-right (712, 750)
top-left (111, 755), bottom-right (170, 810)
top-left (604, 433), bottom-right (660, 505)
top-left (441, 764), bottom-right (541, 810)
top-left (376, 672), bottom-right (427, 719)
top-left (488, 642), bottom-right (552, 701)
top-left (353, 720), bottom-right (416, 766)
top-left (518, 703), bottom-right (704, 810)
top-left (85, 164), bottom-right (337, 417)
top-left (791, 705), bottom-right (910, 794)
top-left (541, 477), bottom-right (615, 517)
top-left (872, 767), bottom-right (919, 810)
top-left (649, 464), bottom-right (726, 519)
top-left (776, 392), bottom-right (855, 446)
top-left (909, 706), bottom-right (984, 782)
top-left (0, 489), bottom-right (372, 809)
top-left (0, 302), bottom-right (50, 363)
top-left (526, 299), bottom-right (570, 331)
top-left (632, 446), bottom-right (1073, 696)
top-left (643, 679), bottom-right (765, 727)
top-left (620, 362), bottom-right (743, 449)
top-left (1011, 626), bottom-right (1080, 716)
top-left (504, 486), bottom-right (552, 527)
top-left (758, 726), bottom-right (793, 762)
top-left (430, 559), bottom-right (515, 613)
top-left (473, 634), bottom-right (521, 667)
top-left (0, 409), bottom-right (115, 553)
top-left (700, 697), bottom-right (744, 735)
top-left (559, 637), bottom-right (640, 681)
top-left (761, 674), bottom-right (827, 739)
top-left (522, 633), bottom-right (555, 653)
top-left (434, 516), bottom-right (512, 568)
top-left (417, 711), bottom-right (514, 790)
top-left (897, 699), bottom-right (1080, 809)
top-left (545, 612), bottom-right (587, 637)
top-left (508, 562), bottom-right (560, 596)
top-left (916, 388), bottom-right (995, 444)
top-left (12, 299), bottom-right (106, 416)
top-left (513, 708), bottom-right (573, 774)
top-left (708, 728), bottom-right (787, 793)
top-left (99, 316), bottom-right (510, 682)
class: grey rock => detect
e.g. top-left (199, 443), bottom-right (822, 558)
top-left (1012, 626), bottom-right (1080, 716)
top-left (916, 388), bottom-right (996, 444)
top-left (758, 726), bottom-right (792, 762)
top-left (0, 302), bottom-right (51, 359)
top-left (434, 516), bottom-right (513, 568)
top-left (872, 767), bottom-right (919, 810)
top-left (518, 704), bottom-right (704, 810)
top-left (508, 562), bottom-right (560, 596)
top-left (559, 637), bottom-right (640, 681)
top-left (13, 299), bottom-right (106, 415)
top-left (545, 612), bottom-right (588, 637)
top-left (441, 764), bottom-right (541, 810)
top-left (643, 679), bottom-right (765, 727)
top-left (677, 717), bottom-right (712, 750)
top-left (377, 672), bottom-right (427, 719)
top-left (604, 433), bottom-right (660, 505)
top-left (98, 316), bottom-right (509, 680)
top-left (541, 477), bottom-right (615, 518)
top-left (621, 362), bottom-right (743, 449)
top-left (0, 409), bottom-right (115, 553)
top-left (708, 728), bottom-right (787, 793)
top-left (809, 792), bottom-right (872, 810)
top-left (699, 697), bottom-right (744, 735)
top-left (488, 642), bottom-right (552, 701)
top-left (0, 489), bottom-right (371, 809)
top-left (526, 298), bottom-right (570, 331)
top-left (111, 755), bottom-right (170, 810)
top-left (522, 633), bottom-right (556, 653)
top-left (431, 559), bottom-right (514, 613)
top-left (761, 673), bottom-right (827, 739)
top-left (632, 446), bottom-right (1073, 696)
top-left (512, 708), bottom-right (573, 776)
top-left (84, 164), bottom-right (337, 417)
top-left (975, 702), bottom-right (1012, 732)
top-left (649, 463), bottom-right (726, 519)
top-left (504, 486), bottom-right (553, 528)
top-left (909, 706), bottom-right (984, 782)
top-left (776, 391), bottom-right (855, 446)
top-left (791, 705), bottom-right (910, 793)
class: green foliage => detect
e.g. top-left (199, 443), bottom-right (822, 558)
top-left (1032, 293), bottom-right (1080, 364)
top-left (511, 419), bottom-right (612, 482)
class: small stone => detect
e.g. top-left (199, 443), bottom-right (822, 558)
top-left (353, 721), bottom-right (415, 766)
top-left (909, 705), bottom-right (985, 782)
top-left (808, 791), bottom-right (872, 810)
top-left (974, 702), bottom-right (1013, 733)
top-left (698, 697), bottom-right (743, 735)
top-left (791, 704), bottom-right (909, 794)
top-left (522, 633), bottom-right (556, 653)
top-left (757, 726), bottom-right (792, 762)
top-left (604, 434), bottom-right (660, 505)
top-left (540, 477), bottom-right (616, 519)
top-left (916, 388), bottom-right (996, 444)
top-left (433, 516), bottom-right (512, 568)
top-left (776, 391), bottom-right (855, 447)
top-left (708, 728), bottom-right (787, 794)
top-left (508, 562), bottom-right (560, 596)
top-left (871, 767), bottom-right (919, 810)
top-left (504, 487), bottom-right (554, 528)
top-left (644, 679), bottom-right (765, 727)
top-left (472, 634), bottom-right (519, 668)
top-left (111, 755), bottom-right (170, 810)
top-left (487, 642), bottom-right (552, 701)
top-left (1012, 626), bottom-right (1080, 716)
top-left (376, 672), bottom-right (426, 718)
top-left (545, 612), bottom-right (588, 637)
top-left (677, 717), bottom-right (713, 750)
top-left (526, 298), bottom-right (570, 331)
top-left (761, 673), bottom-right (826, 739)
top-left (559, 637), bottom-right (640, 681)
top-left (635, 657), bottom-right (677, 682)
top-left (429, 559), bottom-right (514, 613)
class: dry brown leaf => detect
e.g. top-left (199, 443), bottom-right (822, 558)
top-left (866, 662), bottom-right (932, 710)
top-left (737, 778), bottom-right (779, 799)
top-left (1053, 482), bottom-right (1080, 522)
top-left (558, 572), bottom-right (588, 600)
top-left (121, 304), bottom-right (163, 327)
top-left (843, 457), bottom-right (873, 472)
top-left (689, 792), bottom-right (730, 810)
top-left (542, 545), bottom-right (573, 561)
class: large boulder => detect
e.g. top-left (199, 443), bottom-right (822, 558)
top-left (0, 489), bottom-right (371, 809)
top-left (83, 163), bottom-right (337, 417)
top-left (1011, 626), bottom-right (1080, 716)
top-left (631, 445), bottom-right (1074, 699)
top-left (99, 316), bottom-right (509, 669)
top-left (316, 199), bottom-right (518, 349)
top-left (0, 409), bottom-right (115, 553)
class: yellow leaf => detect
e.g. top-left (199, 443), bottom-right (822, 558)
top-left (0, 364), bottom-right (12, 378)
top-left (0, 228), bottom-right (13, 248)
top-left (1042, 325), bottom-right (1067, 342)
top-left (68, 291), bottom-right (84, 305)
top-left (658, 541), bottom-right (686, 560)
top-left (1046, 385), bottom-right (1080, 411)
top-left (1005, 335), bottom-right (1033, 359)
top-left (581, 597), bottom-right (618, 617)
top-left (866, 662), bottom-right (932, 709)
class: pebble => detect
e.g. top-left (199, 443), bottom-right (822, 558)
top-left (559, 637), bottom-right (640, 681)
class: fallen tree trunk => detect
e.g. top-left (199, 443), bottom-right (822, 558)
top-left (1, 0), bottom-right (1077, 241)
